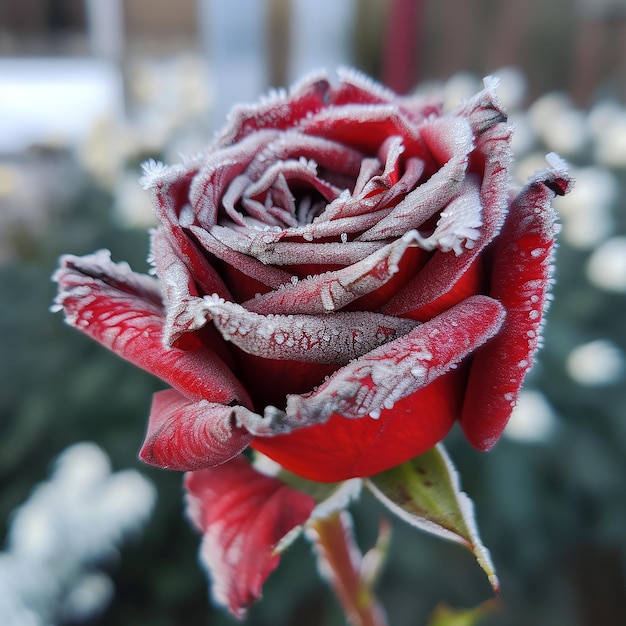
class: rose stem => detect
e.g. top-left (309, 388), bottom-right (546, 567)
top-left (308, 511), bottom-right (389, 626)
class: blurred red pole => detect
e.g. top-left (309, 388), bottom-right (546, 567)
top-left (382, 0), bottom-right (423, 94)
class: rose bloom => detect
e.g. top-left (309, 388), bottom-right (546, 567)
top-left (54, 69), bottom-right (570, 483)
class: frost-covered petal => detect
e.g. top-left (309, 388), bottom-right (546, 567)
top-left (242, 231), bottom-right (425, 315)
top-left (252, 372), bottom-right (462, 482)
top-left (53, 252), bottom-right (251, 405)
top-left (381, 121), bottom-right (513, 317)
top-left (461, 156), bottom-right (572, 450)
top-left (358, 117), bottom-right (474, 241)
top-left (200, 296), bottom-right (419, 365)
top-left (139, 389), bottom-right (255, 471)
top-left (151, 227), bottom-right (232, 346)
top-left (190, 130), bottom-right (280, 228)
top-left (242, 295), bottom-right (504, 436)
top-left (298, 103), bottom-right (428, 156)
top-left (214, 71), bottom-right (332, 147)
top-left (189, 225), bottom-right (293, 290)
top-left (209, 224), bottom-right (385, 266)
top-left (184, 457), bottom-right (316, 618)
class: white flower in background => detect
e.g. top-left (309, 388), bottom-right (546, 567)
top-left (551, 166), bottom-right (617, 249)
top-left (0, 443), bottom-right (156, 626)
top-left (504, 389), bottom-right (558, 444)
top-left (587, 100), bottom-right (626, 169)
top-left (587, 237), bottom-right (626, 293)
top-left (566, 340), bottom-right (625, 387)
top-left (527, 92), bottom-right (589, 157)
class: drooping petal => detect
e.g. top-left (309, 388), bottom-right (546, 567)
top-left (184, 457), bottom-right (316, 618)
top-left (53, 251), bottom-right (251, 406)
top-left (139, 389), bottom-right (255, 471)
top-left (461, 156), bottom-right (573, 450)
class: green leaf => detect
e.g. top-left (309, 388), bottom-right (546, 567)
top-left (365, 444), bottom-right (499, 591)
top-left (427, 599), bottom-right (499, 626)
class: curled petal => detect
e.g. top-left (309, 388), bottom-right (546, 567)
top-left (53, 251), bottom-right (251, 405)
top-left (184, 457), bottom-right (316, 618)
top-left (381, 121), bottom-right (513, 317)
top-left (190, 130), bottom-right (280, 228)
top-left (209, 225), bottom-right (385, 266)
top-left (201, 296), bottom-right (419, 365)
top-left (139, 389), bottom-right (254, 471)
top-left (151, 227), bottom-right (231, 346)
top-left (358, 117), bottom-right (474, 241)
top-left (242, 231), bottom-right (425, 315)
top-left (461, 157), bottom-right (573, 450)
top-left (189, 225), bottom-right (293, 289)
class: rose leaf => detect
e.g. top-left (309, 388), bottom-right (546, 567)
top-left (365, 444), bottom-right (498, 592)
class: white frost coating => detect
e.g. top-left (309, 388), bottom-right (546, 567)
top-left (413, 176), bottom-right (483, 255)
top-left (365, 444), bottom-right (499, 591)
top-left (337, 65), bottom-right (397, 102)
top-left (200, 295), bottom-right (418, 365)
top-left (243, 230), bottom-right (422, 316)
top-left (53, 250), bottom-right (162, 313)
top-left (482, 75), bottom-right (501, 93)
top-left (545, 151), bottom-right (569, 173)
top-left (138, 159), bottom-right (169, 190)
top-left (309, 479), bottom-right (363, 520)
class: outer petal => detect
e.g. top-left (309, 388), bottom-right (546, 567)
top-left (252, 371), bottom-right (462, 482)
top-left (53, 251), bottom-right (251, 406)
top-left (184, 457), bottom-right (316, 618)
top-left (139, 389), bottom-right (254, 471)
top-left (250, 295), bottom-right (506, 481)
top-left (461, 156), bottom-right (573, 450)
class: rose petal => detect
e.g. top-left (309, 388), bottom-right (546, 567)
top-left (215, 70), bottom-right (332, 147)
top-left (248, 131), bottom-right (364, 180)
top-left (240, 295), bottom-right (504, 440)
top-left (184, 457), bottom-right (316, 618)
top-left (461, 158), bottom-right (573, 450)
top-left (53, 251), bottom-right (250, 405)
top-left (190, 130), bottom-right (280, 228)
top-left (200, 296), bottom-right (419, 365)
top-left (300, 103), bottom-right (428, 157)
top-left (209, 224), bottom-right (385, 266)
top-left (151, 227), bottom-right (232, 346)
top-left (189, 225), bottom-right (293, 290)
top-left (242, 231), bottom-right (426, 315)
top-left (380, 121), bottom-right (513, 317)
top-left (357, 117), bottom-right (474, 241)
top-left (251, 371), bottom-right (462, 482)
top-left (139, 389), bottom-right (254, 470)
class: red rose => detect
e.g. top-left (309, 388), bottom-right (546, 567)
top-left (54, 69), bottom-right (571, 483)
